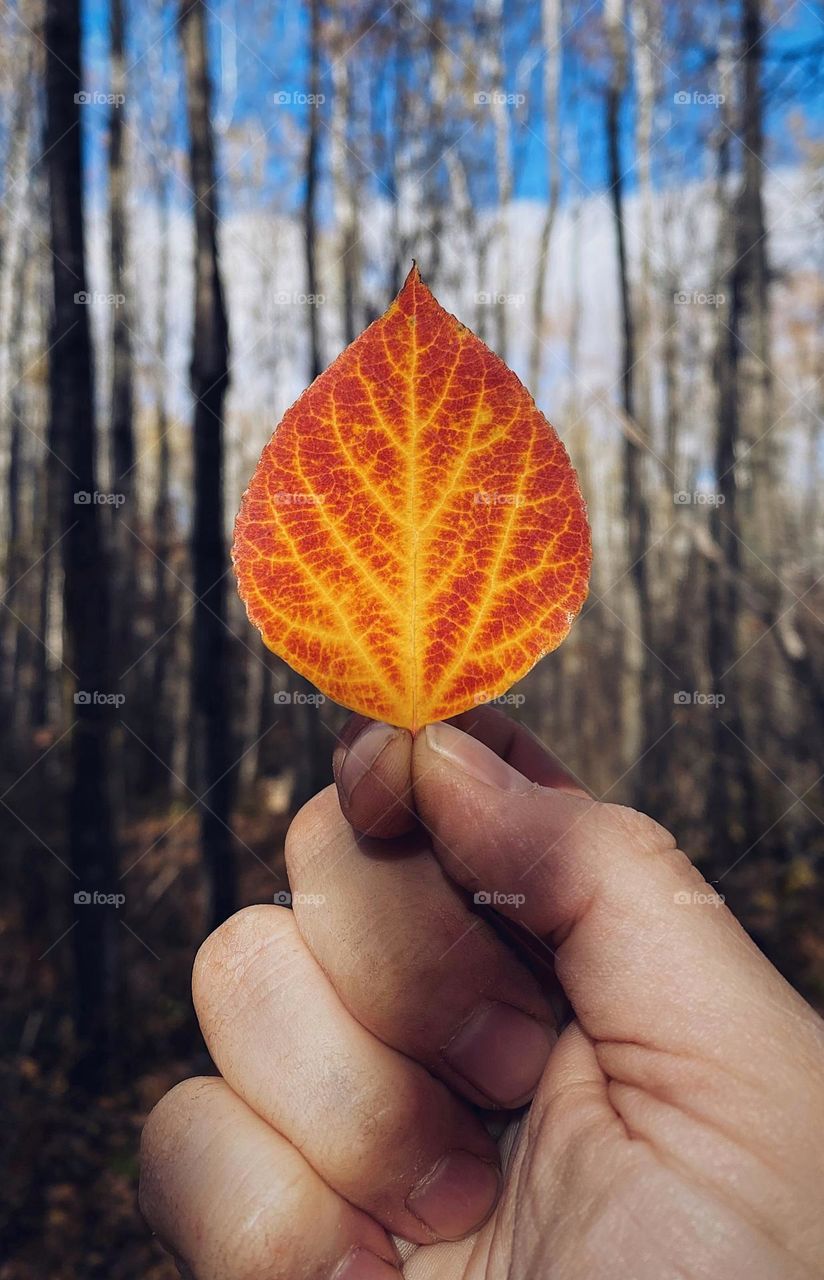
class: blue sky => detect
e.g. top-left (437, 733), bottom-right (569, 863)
top-left (79, 0), bottom-right (824, 217)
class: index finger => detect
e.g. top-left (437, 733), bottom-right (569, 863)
top-left (332, 704), bottom-right (589, 839)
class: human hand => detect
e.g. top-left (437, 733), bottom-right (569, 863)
top-left (140, 709), bottom-right (824, 1279)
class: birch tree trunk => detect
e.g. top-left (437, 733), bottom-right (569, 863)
top-left (0, 3), bottom-right (37, 735)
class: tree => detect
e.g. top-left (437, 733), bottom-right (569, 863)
top-left (106, 0), bottom-right (139, 814)
top-left (304, 0), bottom-right (323, 383)
top-left (479, 0), bottom-right (512, 359)
top-left (329, 21), bottom-right (360, 348)
top-left (528, 0), bottom-right (563, 394)
top-left (603, 0), bottom-right (655, 802)
top-left (45, 0), bottom-right (119, 1084)
top-left (179, 0), bottom-right (236, 926)
top-left (143, 1), bottom-right (180, 790)
top-left (291, 0), bottom-right (331, 809)
top-left (707, 0), bottom-right (766, 854)
top-left (0, 0), bottom-right (38, 743)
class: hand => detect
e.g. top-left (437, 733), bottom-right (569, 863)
top-left (140, 709), bottom-right (824, 1280)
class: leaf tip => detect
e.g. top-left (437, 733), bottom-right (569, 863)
top-left (401, 260), bottom-right (424, 295)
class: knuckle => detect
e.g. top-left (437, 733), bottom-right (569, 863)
top-left (285, 784), bottom-right (340, 878)
top-left (139, 1075), bottom-right (318, 1280)
top-left (597, 802), bottom-right (677, 857)
top-left (192, 904), bottom-right (293, 1021)
top-left (227, 1168), bottom-right (324, 1280)
top-left (224, 1196), bottom-right (301, 1280)
top-left (139, 1076), bottom-right (221, 1223)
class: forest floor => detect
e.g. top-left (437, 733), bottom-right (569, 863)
top-left (0, 798), bottom-right (289, 1280)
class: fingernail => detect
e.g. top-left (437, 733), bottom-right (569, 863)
top-left (339, 722), bottom-right (400, 805)
top-left (424, 722), bottom-right (534, 792)
top-left (442, 1001), bottom-right (556, 1106)
top-left (406, 1150), bottom-right (500, 1240)
top-left (333, 1247), bottom-right (400, 1279)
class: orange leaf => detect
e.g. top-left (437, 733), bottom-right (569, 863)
top-left (232, 265), bottom-right (591, 732)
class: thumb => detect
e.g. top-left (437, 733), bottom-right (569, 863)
top-left (413, 721), bottom-right (820, 1071)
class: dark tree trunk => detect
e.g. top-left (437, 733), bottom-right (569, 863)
top-left (107, 0), bottom-right (137, 705)
top-left (2, 411), bottom-right (22, 741)
top-left (31, 454), bottom-right (53, 731)
top-left (604, 36), bottom-right (656, 806)
top-left (707, 1), bottom-right (765, 857)
top-left (304, 0), bottom-right (322, 383)
top-left (147, 168), bottom-right (176, 788)
top-left (179, 0), bottom-right (236, 926)
top-left (45, 0), bottom-right (118, 1087)
top-left (387, 14), bottom-right (412, 300)
top-left (2, 286), bottom-right (26, 741)
top-left (292, 0), bottom-right (329, 810)
top-left (606, 91), bottom-right (649, 616)
top-left (330, 39), bottom-right (359, 348)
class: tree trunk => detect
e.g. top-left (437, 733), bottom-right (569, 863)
top-left (108, 0), bottom-right (135, 519)
top-left (330, 35), bottom-right (359, 347)
top-left (484, 0), bottom-right (512, 359)
top-left (292, 0), bottom-right (329, 809)
top-left (179, 0), bottom-right (236, 926)
top-left (734, 0), bottom-right (773, 551)
top-left (147, 167), bottom-right (177, 788)
top-left (141, 1), bottom-right (179, 794)
top-left (45, 0), bottom-right (119, 1087)
top-left (629, 0), bottom-right (657, 437)
top-left (629, 0), bottom-right (668, 800)
top-left (0, 1), bottom-right (37, 739)
top-left (424, 0), bottom-right (447, 285)
top-left (305, 0), bottom-right (323, 383)
top-left (604, 0), bottom-right (655, 805)
top-left (707, 2), bottom-right (765, 856)
top-left (528, 0), bottom-right (562, 395)
top-left (107, 0), bottom-right (138, 812)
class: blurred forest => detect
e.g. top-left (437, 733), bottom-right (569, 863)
top-left (0, 0), bottom-right (822, 1274)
